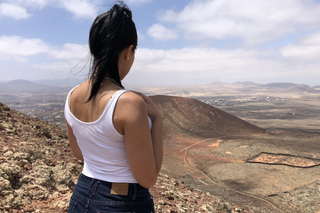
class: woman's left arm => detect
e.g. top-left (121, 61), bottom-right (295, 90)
top-left (115, 92), bottom-right (163, 188)
top-left (136, 92), bottom-right (163, 175)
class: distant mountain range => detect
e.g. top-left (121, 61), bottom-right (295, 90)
top-left (210, 81), bottom-right (319, 89)
top-left (0, 78), bottom-right (84, 95)
top-left (0, 79), bottom-right (69, 94)
top-left (0, 79), bottom-right (319, 95)
top-left (206, 81), bottom-right (320, 94)
top-left (32, 77), bottom-right (85, 87)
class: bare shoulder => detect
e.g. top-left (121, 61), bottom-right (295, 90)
top-left (70, 80), bottom-right (89, 101)
top-left (115, 91), bottom-right (147, 122)
top-left (118, 91), bottom-right (145, 107)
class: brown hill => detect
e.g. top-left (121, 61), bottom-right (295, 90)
top-left (0, 102), bottom-right (80, 212)
top-left (285, 84), bottom-right (318, 94)
top-left (150, 95), bottom-right (265, 140)
top-left (0, 98), bottom-right (252, 212)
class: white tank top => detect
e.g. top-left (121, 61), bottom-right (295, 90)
top-left (64, 87), bottom-right (149, 183)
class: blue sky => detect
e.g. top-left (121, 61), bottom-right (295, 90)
top-left (1, 0), bottom-right (320, 86)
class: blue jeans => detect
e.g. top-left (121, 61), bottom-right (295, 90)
top-left (68, 174), bottom-right (154, 213)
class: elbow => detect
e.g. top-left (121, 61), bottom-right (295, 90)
top-left (73, 151), bottom-right (83, 161)
top-left (139, 177), bottom-right (157, 189)
top-left (135, 173), bottom-right (159, 189)
top-left (76, 155), bottom-right (84, 161)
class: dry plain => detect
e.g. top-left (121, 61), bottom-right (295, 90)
top-left (1, 80), bottom-right (320, 212)
top-left (138, 83), bottom-right (320, 213)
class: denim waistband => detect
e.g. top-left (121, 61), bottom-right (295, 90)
top-left (77, 173), bottom-right (146, 199)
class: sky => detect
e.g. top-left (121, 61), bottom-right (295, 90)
top-left (0, 0), bottom-right (320, 86)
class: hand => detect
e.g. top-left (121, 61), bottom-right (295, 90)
top-left (134, 92), bottom-right (161, 121)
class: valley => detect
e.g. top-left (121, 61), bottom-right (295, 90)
top-left (1, 80), bottom-right (320, 212)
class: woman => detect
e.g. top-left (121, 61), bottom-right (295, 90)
top-left (64, 2), bottom-right (163, 212)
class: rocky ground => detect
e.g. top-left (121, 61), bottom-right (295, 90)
top-left (0, 102), bottom-right (248, 213)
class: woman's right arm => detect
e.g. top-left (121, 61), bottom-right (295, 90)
top-left (114, 92), bottom-right (163, 188)
top-left (66, 121), bottom-right (84, 161)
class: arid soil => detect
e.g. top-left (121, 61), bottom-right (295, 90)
top-left (247, 152), bottom-right (320, 168)
top-left (0, 102), bottom-right (246, 212)
top-left (149, 95), bottom-right (320, 213)
top-left (1, 83), bottom-right (320, 213)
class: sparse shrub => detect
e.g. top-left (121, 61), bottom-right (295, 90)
top-left (25, 149), bottom-right (44, 161)
top-left (215, 201), bottom-right (232, 213)
top-left (59, 133), bottom-right (68, 139)
top-left (0, 163), bottom-right (22, 189)
top-left (3, 105), bottom-right (10, 111)
top-left (0, 123), bottom-right (5, 131)
top-left (13, 130), bottom-right (19, 136)
top-left (42, 128), bottom-right (52, 139)
top-left (0, 177), bottom-right (11, 196)
top-left (52, 165), bottom-right (74, 187)
top-left (33, 165), bottom-right (54, 188)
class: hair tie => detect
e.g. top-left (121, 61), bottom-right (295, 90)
top-left (123, 10), bottom-right (129, 18)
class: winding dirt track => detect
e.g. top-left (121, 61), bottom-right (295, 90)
top-left (164, 136), bottom-right (287, 213)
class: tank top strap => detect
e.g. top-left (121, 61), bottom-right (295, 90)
top-left (108, 89), bottom-right (129, 112)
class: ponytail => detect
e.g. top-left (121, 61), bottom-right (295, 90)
top-left (87, 1), bottom-right (137, 101)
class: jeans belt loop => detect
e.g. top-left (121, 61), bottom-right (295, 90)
top-left (132, 184), bottom-right (137, 200)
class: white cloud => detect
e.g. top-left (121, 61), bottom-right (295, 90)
top-left (0, 35), bottom-right (89, 63)
top-left (156, 0), bottom-right (320, 45)
top-left (125, 46), bottom-right (320, 85)
top-left (147, 24), bottom-right (179, 41)
top-left (2, 0), bottom-right (99, 20)
top-left (281, 45), bottom-right (320, 60)
top-left (32, 60), bottom-right (89, 72)
top-left (0, 35), bottom-right (90, 81)
top-left (0, 3), bottom-right (32, 20)
top-left (49, 43), bottom-right (89, 60)
top-left (60, 0), bottom-right (98, 20)
top-left (137, 30), bottom-right (146, 41)
top-left (33, 61), bottom-right (71, 70)
top-left (301, 31), bottom-right (320, 45)
top-left (32, 43), bottom-right (90, 77)
top-left (0, 36), bottom-right (49, 60)
top-left (11, 0), bottom-right (48, 9)
top-left (0, 0), bottom-right (148, 21)
top-left (126, 0), bottom-right (152, 5)
top-left (134, 47), bottom-right (265, 74)
top-left (280, 31), bottom-right (320, 60)
top-left (32, 59), bottom-right (90, 80)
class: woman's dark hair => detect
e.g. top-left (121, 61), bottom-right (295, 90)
top-left (87, 1), bottom-right (137, 101)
